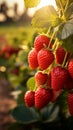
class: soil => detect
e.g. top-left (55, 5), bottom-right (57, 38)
top-left (0, 78), bottom-right (16, 130)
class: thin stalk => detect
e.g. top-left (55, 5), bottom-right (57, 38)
top-left (58, 0), bottom-right (65, 16)
top-left (64, 0), bottom-right (69, 12)
top-left (62, 52), bottom-right (68, 67)
top-left (52, 38), bottom-right (59, 51)
top-left (46, 26), bottom-right (52, 35)
top-left (48, 30), bottom-right (56, 49)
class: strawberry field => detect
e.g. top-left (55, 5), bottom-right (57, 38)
top-left (1, 0), bottom-right (73, 130)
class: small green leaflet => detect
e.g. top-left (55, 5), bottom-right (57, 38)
top-left (32, 6), bottom-right (61, 28)
top-left (24, 0), bottom-right (41, 8)
top-left (27, 77), bottom-right (35, 91)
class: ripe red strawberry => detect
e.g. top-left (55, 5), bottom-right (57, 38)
top-left (51, 66), bottom-right (69, 91)
top-left (47, 73), bottom-right (51, 87)
top-left (68, 59), bottom-right (73, 79)
top-left (38, 49), bottom-right (54, 70)
top-left (35, 71), bottom-right (48, 86)
top-left (68, 93), bottom-right (73, 116)
top-left (34, 35), bottom-right (52, 52)
top-left (28, 49), bottom-right (38, 70)
top-left (56, 46), bottom-right (70, 64)
top-left (24, 91), bottom-right (35, 107)
top-left (56, 46), bottom-right (66, 64)
top-left (35, 87), bottom-right (52, 109)
top-left (51, 89), bottom-right (62, 102)
top-left (64, 76), bottom-right (73, 90)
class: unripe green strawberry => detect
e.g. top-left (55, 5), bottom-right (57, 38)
top-left (68, 59), bottom-right (73, 79)
top-left (24, 91), bottom-right (35, 107)
top-left (28, 49), bottom-right (38, 70)
top-left (35, 87), bottom-right (52, 109)
top-left (34, 35), bottom-right (52, 52)
top-left (68, 93), bottom-right (73, 116)
top-left (51, 66), bottom-right (69, 91)
top-left (38, 49), bottom-right (54, 70)
top-left (35, 71), bottom-right (48, 86)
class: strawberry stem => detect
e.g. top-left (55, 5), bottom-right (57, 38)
top-left (48, 29), bottom-right (56, 49)
top-left (62, 52), bottom-right (68, 67)
top-left (64, 0), bottom-right (69, 12)
top-left (58, 0), bottom-right (65, 16)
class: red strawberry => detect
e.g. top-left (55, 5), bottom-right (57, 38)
top-left (38, 49), bottom-right (54, 70)
top-left (28, 49), bottom-right (38, 70)
top-left (47, 73), bottom-right (51, 87)
top-left (24, 91), bottom-right (35, 107)
top-left (56, 46), bottom-right (70, 64)
top-left (64, 76), bottom-right (73, 90)
top-left (68, 59), bottom-right (73, 79)
top-left (68, 93), bottom-right (73, 116)
top-left (51, 66), bottom-right (69, 91)
top-left (34, 35), bottom-right (52, 52)
top-left (51, 90), bottom-right (62, 102)
top-left (56, 46), bottom-right (66, 64)
top-left (35, 87), bottom-right (52, 109)
top-left (35, 71), bottom-right (48, 86)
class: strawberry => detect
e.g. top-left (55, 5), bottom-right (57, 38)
top-left (64, 76), bottom-right (73, 90)
top-left (24, 91), bottom-right (35, 107)
top-left (38, 49), bottom-right (54, 70)
top-left (51, 66), bottom-right (69, 91)
top-left (35, 87), bottom-right (52, 109)
top-left (34, 35), bottom-right (52, 52)
top-left (47, 73), bottom-right (51, 87)
top-left (68, 59), bottom-right (73, 79)
top-left (68, 93), bottom-right (73, 116)
top-left (35, 71), bottom-right (48, 86)
top-left (28, 49), bottom-right (38, 70)
top-left (56, 46), bottom-right (66, 64)
top-left (56, 46), bottom-right (70, 64)
top-left (51, 89), bottom-right (62, 102)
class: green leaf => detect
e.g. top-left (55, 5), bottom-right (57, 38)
top-left (41, 103), bottom-right (59, 123)
top-left (11, 105), bottom-right (39, 124)
top-left (27, 77), bottom-right (35, 91)
top-left (65, 3), bottom-right (73, 19)
top-left (56, 19), bottom-right (73, 40)
top-left (62, 35), bottom-right (73, 53)
top-left (32, 6), bottom-right (61, 28)
top-left (24, 0), bottom-right (41, 8)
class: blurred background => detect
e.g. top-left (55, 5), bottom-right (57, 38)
top-left (0, 0), bottom-right (56, 130)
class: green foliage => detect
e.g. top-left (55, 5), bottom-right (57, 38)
top-left (65, 3), bottom-right (73, 19)
top-left (27, 77), bottom-right (35, 91)
top-left (11, 105), bottom-right (39, 124)
top-left (56, 19), bottom-right (73, 40)
top-left (62, 35), bottom-right (73, 53)
top-left (24, 0), bottom-right (41, 8)
top-left (40, 103), bottom-right (59, 123)
top-left (32, 6), bottom-right (61, 28)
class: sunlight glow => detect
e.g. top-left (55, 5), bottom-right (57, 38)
top-left (38, 0), bottom-right (56, 9)
top-left (27, 0), bottom-right (56, 17)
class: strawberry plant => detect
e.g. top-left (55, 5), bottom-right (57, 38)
top-left (10, 0), bottom-right (73, 130)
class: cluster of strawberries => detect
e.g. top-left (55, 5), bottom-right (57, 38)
top-left (24, 35), bottom-right (73, 116)
top-left (0, 44), bottom-right (19, 59)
